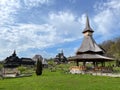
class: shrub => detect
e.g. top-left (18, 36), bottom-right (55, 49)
top-left (0, 64), bottom-right (3, 70)
top-left (17, 66), bottom-right (27, 74)
top-left (36, 59), bottom-right (42, 75)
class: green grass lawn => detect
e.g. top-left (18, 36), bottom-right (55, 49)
top-left (0, 69), bottom-right (120, 90)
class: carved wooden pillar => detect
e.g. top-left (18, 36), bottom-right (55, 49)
top-left (76, 60), bottom-right (79, 66)
top-left (101, 62), bottom-right (104, 67)
top-left (93, 61), bottom-right (95, 67)
top-left (83, 61), bottom-right (86, 66)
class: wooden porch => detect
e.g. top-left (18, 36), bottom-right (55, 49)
top-left (69, 65), bottom-right (113, 74)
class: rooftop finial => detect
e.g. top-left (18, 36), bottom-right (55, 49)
top-left (82, 15), bottom-right (94, 33)
top-left (86, 15), bottom-right (90, 29)
top-left (12, 50), bottom-right (16, 57)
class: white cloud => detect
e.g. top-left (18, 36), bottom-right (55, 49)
top-left (0, 24), bottom-right (56, 49)
top-left (93, 0), bottom-right (120, 37)
top-left (0, 0), bottom-right (53, 59)
top-left (0, 11), bottom-right (85, 59)
top-left (0, 0), bottom-right (21, 25)
top-left (23, 0), bottom-right (51, 8)
top-left (1, 0), bottom-right (120, 59)
top-left (0, 24), bottom-right (56, 59)
top-left (78, 14), bottom-right (86, 30)
top-left (0, 11), bottom-right (83, 50)
top-left (48, 11), bottom-right (83, 40)
top-left (0, 0), bottom-right (51, 25)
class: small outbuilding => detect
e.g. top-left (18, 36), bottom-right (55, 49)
top-left (54, 50), bottom-right (68, 64)
top-left (32, 54), bottom-right (48, 67)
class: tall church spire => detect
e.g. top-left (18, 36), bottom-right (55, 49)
top-left (82, 15), bottom-right (94, 33)
top-left (12, 50), bottom-right (16, 57)
top-left (76, 16), bottom-right (104, 55)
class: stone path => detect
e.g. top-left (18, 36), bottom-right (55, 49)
top-left (92, 72), bottom-right (120, 77)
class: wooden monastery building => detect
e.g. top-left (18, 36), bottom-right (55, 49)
top-left (54, 50), bottom-right (68, 64)
top-left (69, 16), bottom-right (113, 72)
top-left (3, 50), bottom-right (35, 68)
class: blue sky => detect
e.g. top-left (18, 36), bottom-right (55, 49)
top-left (0, 0), bottom-right (120, 60)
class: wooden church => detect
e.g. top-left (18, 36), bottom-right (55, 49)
top-left (54, 50), bottom-right (68, 64)
top-left (69, 16), bottom-right (113, 68)
top-left (3, 50), bottom-right (35, 68)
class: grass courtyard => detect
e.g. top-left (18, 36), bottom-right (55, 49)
top-left (0, 69), bottom-right (120, 90)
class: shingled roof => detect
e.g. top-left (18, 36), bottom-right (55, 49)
top-left (69, 54), bottom-right (113, 62)
top-left (76, 16), bottom-right (105, 55)
top-left (76, 35), bottom-right (105, 54)
top-left (68, 16), bottom-right (114, 62)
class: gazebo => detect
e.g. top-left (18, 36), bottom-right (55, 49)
top-left (68, 16), bottom-right (113, 72)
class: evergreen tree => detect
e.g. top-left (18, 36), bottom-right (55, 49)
top-left (36, 59), bottom-right (42, 75)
